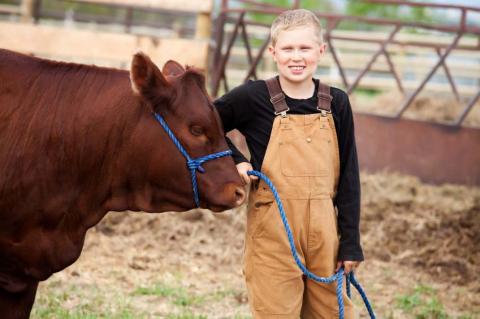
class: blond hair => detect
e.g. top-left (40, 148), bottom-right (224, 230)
top-left (270, 9), bottom-right (323, 46)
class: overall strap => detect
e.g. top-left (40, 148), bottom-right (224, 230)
top-left (265, 77), bottom-right (289, 117)
top-left (317, 82), bottom-right (333, 114)
top-left (266, 77), bottom-right (333, 116)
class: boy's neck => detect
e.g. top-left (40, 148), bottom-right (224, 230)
top-left (278, 76), bottom-right (315, 99)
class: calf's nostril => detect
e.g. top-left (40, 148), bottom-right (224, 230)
top-left (234, 187), bottom-right (246, 205)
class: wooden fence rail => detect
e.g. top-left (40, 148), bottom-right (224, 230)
top-left (0, 21), bottom-right (209, 69)
top-left (0, 0), bottom-right (213, 69)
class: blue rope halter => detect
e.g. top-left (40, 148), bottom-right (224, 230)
top-left (154, 112), bottom-right (232, 207)
top-left (247, 170), bottom-right (376, 319)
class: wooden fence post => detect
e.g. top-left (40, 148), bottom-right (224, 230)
top-left (195, 12), bottom-right (211, 40)
top-left (20, 0), bottom-right (34, 23)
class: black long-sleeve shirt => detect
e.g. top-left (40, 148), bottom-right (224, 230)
top-left (214, 78), bottom-right (364, 261)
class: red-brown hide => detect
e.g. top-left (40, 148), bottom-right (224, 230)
top-left (0, 49), bottom-right (245, 318)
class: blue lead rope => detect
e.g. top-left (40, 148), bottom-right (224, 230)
top-left (247, 170), bottom-right (375, 319)
top-left (154, 113), bottom-right (232, 207)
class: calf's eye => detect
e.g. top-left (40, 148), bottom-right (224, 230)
top-left (190, 125), bottom-right (204, 136)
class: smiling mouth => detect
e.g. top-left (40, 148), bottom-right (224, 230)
top-left (289, 66), bottom-right (305, 71)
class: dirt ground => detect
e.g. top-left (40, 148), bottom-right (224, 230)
top-left (30, 91), bottom-right (480, 318)
top-left (30, 171), bottom-right (480, 319)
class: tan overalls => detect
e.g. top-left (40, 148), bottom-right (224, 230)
top-left (243, 78), bottom-right (356, 319)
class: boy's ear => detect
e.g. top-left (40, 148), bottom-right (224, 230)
top-left (319, 42), bottom-right (328, 55)
top-left (268, 45), bottom-right (276, 61)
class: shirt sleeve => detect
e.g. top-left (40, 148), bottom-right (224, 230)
top-left (226, 137), bottom-right (248, 164)
top-left (214, 83), bottom-right (253, 164)
top-left (334, 90), bottom-right (364, 262)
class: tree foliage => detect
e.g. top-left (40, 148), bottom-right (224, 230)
top-left (345, 0), bottom-right (433, 24)
top-left (242, 0), bottom-right (335, 26)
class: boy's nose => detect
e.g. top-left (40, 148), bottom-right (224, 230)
top-left (292, 49), bottom-right (302, 60)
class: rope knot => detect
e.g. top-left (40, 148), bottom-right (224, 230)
top-left (187, 159), bottom-right (205, 173)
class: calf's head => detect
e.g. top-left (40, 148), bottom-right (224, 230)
top-left (127, 52), bottom-right (245, 212)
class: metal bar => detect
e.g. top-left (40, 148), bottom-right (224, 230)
top-left (240, 18), bottom-right (255, 78)
top-left (225, 14), bottom-right (479, 50)
top-left (212, 11), bottom-right (245, 97)
top-left (222, 70), bottom-right (229, 94)
top-left (382, 47), bottom-right (404, 94)
top-left (236, 0), bottom-right (288, 10)
top-left (347, 25), bottom-right (401, 94)
top-left (224, 17), bottom-right (478, 51)
top-left (326, 42), bottom-right (348, 88)
top-left (243, 35), bottom-right (270, 83)
top-left (211, 0), bottom-right (229, 94)
top-left (454, 91), bottom-right (480, 127)
top-left (364, 0), bottom-right (480, 12)
top-left (396, 32), bottom-right (464, 117)
top-left (211, 0), bottom-right (228, 93)
top-left (223, 9), bottom-right (480, 35)
top-left (459, 8), bottom-right (467, 33)
top-left (329, 35), bottom-right (479, 51)
top-left (325, 19), bottom-right (349, 88)
top-left (436, 48), bottom-right (459, 101)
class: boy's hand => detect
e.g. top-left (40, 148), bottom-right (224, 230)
top-left (336, 261), bottom-right (361, 274)
top-left (236, 162), bottom-right (258, 185)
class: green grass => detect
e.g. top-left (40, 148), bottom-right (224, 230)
top-left (33, 309), bottom-right (137, 319)
top-left (394, 284), bottom-right (477, 319)
top-left (32, 279), bottom-right (250, 318)
top-left (132, 282), bottom-right (206, 307)
top-left (165, 312), bottom-right (208, 319)
top-left (206, 288), bottom-right (237, 302)
top-left (352, 87), bottom-right (383, 98)
top-left (132, 282), bottom-right (244, 308)
top-left (132, 282), bottom-right (180, 298)
top-left (172, 293), bottom-right (205, 307)
top-left (32, 285), bottom-right (142, 319)
top-left (163, 312), bottom-right (252, 319)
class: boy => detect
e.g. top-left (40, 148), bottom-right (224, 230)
top-left (215, 9), bottom-right (363, 318)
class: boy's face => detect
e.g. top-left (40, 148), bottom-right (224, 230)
top-left (269, 26), bottom-right (326, 85)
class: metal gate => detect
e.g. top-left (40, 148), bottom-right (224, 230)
top-left (210, 0), bottom-right (480, 185)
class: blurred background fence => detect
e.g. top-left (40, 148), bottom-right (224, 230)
top-left (211, 0), bottom-right (480, 185)
top-left (0, 0), bottom-right (212, 69)
top-left (0, 0), bottom-right (479, 185)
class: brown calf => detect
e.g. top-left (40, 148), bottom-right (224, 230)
top-left (0, 49), bottom-right (245, 318)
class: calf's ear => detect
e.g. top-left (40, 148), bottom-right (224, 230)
top-left (130, 52), bottom-right (170, 98)
top-left (162, 60), bottom-right (185, 77)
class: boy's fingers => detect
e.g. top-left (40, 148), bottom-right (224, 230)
top-left (344, 264), bottom-right (353, 274)
top-left (241, 174), bottom-right (251, 185)
top-left (342, 261), bottom-right (361, 274)
top-left (335, 261), bottom-right (343, 272)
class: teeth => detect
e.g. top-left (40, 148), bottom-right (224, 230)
top-left (290, 66), bottom-right (304, 70)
